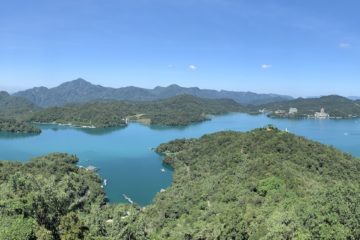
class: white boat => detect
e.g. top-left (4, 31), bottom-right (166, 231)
top-left (103, 179), bottom-right (107, 186)
top-left (161, 168), bottom-right (165, 172)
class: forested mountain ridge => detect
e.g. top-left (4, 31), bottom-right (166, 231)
top-left (0, 91), bottom-right (41, 133)
top-left (258, 95), bottom-right (360, 118)
top-left (2, 128), bottom-right (360, 239)
top-left (30, 95), bottom-right (245, 127)
top-left (13, 78), bottom-right (293, 107)
top-left (0, 90), bottom-right (39, 119)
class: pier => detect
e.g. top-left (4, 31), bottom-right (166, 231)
top-left (123, 194), bottom-right (134, 204)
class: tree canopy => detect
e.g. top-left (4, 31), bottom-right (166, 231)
top-left (2, 128), bottom-right (360, 239)
top-left (30, 95), bottom-right (244, 128)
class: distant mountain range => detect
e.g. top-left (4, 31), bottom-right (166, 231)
top-left (13, 78), bottom-right (293, 107)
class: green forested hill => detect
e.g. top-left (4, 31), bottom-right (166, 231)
top-left (0, 153), bottom-right (107, 239)
top-left (137, 127), bottom-right (360, 239)
top-left (0, 91), bottom-right (39, 119)
top-left (0, 91), bottom-right (41, 133)
top-left (30, 95), bottom-right (244, 127)
top-left (2, 128), bottom-right (360, 239)
top-left (0, 118), bottom-right (41, 134)
top-left (258, 95), bottom-right (360, 118)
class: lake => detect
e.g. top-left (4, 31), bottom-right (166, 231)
top-left (1, 113), bottom-right (360, 206)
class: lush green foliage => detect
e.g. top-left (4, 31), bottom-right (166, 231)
top-left (0, 153), bottom-right (108, 239)
top-left (0, 91), bottom-right (41, 133)
top-left (0, 91), bottom-right (39, 119)
top-left (0, 118), bottom-right (41, 134)
top-left (30, 95), bottom-right (244, 127)
top-left (2, 128), bottom-right (360, 239)
top-left (259, 95), bottom-right (360, 118)
top-left (130, 127), bottom-right (360, 239)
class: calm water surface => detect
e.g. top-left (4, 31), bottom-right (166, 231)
top-left (0, 113), bottom-right (359, 205)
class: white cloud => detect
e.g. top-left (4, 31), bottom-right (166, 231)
top-left (261, 64), bottom-right (272, 69)
top-left (189, 64), bottom-right (197, 70)
top-left (339, 42), bottom-right (351, 48)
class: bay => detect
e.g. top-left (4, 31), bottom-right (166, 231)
top-left (0, 113), bottom-right (359, 205)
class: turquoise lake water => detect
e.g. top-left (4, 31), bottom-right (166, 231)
top-left (1, 113), bottom-right (360, 206)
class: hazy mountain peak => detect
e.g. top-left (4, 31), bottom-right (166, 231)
top-left (166, 84), bottom-right (182, 88)
top-left (58, 78), bottom-right (92, 87)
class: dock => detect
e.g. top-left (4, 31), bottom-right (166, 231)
top-left (86, 165), bottom-right (98, 172)
top-left (123, 194), bottom-right (134, 204)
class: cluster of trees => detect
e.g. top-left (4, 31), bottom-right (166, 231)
top-left (3, 127), bottom-right (360, 239)
top-left (259, 95), bottom-right (360, 118)
top-left (136, 126), bottom-right (360, 239)
top-left (0, 91), bottom-right (41, 134)
top-left (0, 93), bottom-right (245, 133)
top-left (0, 91), bottom-right (39, 120)
top-left (30, 95), bottom-right (244, 128)
top-left (0, 153), bottom-right (146, 239)
top-left (0, 118), bottom-right (41, 134)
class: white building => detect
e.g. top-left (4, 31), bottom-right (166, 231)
top-left (314, 108), bottom-right (329, 119)
top-left (289, 108), bottom-right (298, 114)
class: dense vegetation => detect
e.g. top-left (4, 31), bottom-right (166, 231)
top-left (14, 78), bottom-right (292, 107)
top-left (30, 95), bottom-right (244, 127)
top-left (2, 128), bottom-right (360, 239)
top-left (0, 91), bottom-right (41, 133)
top-left (135, 127), bottom-right (360, 239)
top-left (0, 118), bottom-right (41, 134)
top-left (259, 95), bottom-right (360, 118)
top-left (0, 153), bottom-right (104, 239)
top-left (0, 91), bottom-right (39, 119)
top-left (0, 153), bottom-right (142, 239)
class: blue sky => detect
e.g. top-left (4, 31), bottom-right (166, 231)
top-left (1, 0), bottom-right (359, 97)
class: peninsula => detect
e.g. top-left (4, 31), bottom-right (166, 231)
top-left (29, 95), bottom-right (245, 128)
top-left (1, 128), bottom-right (360, 239)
